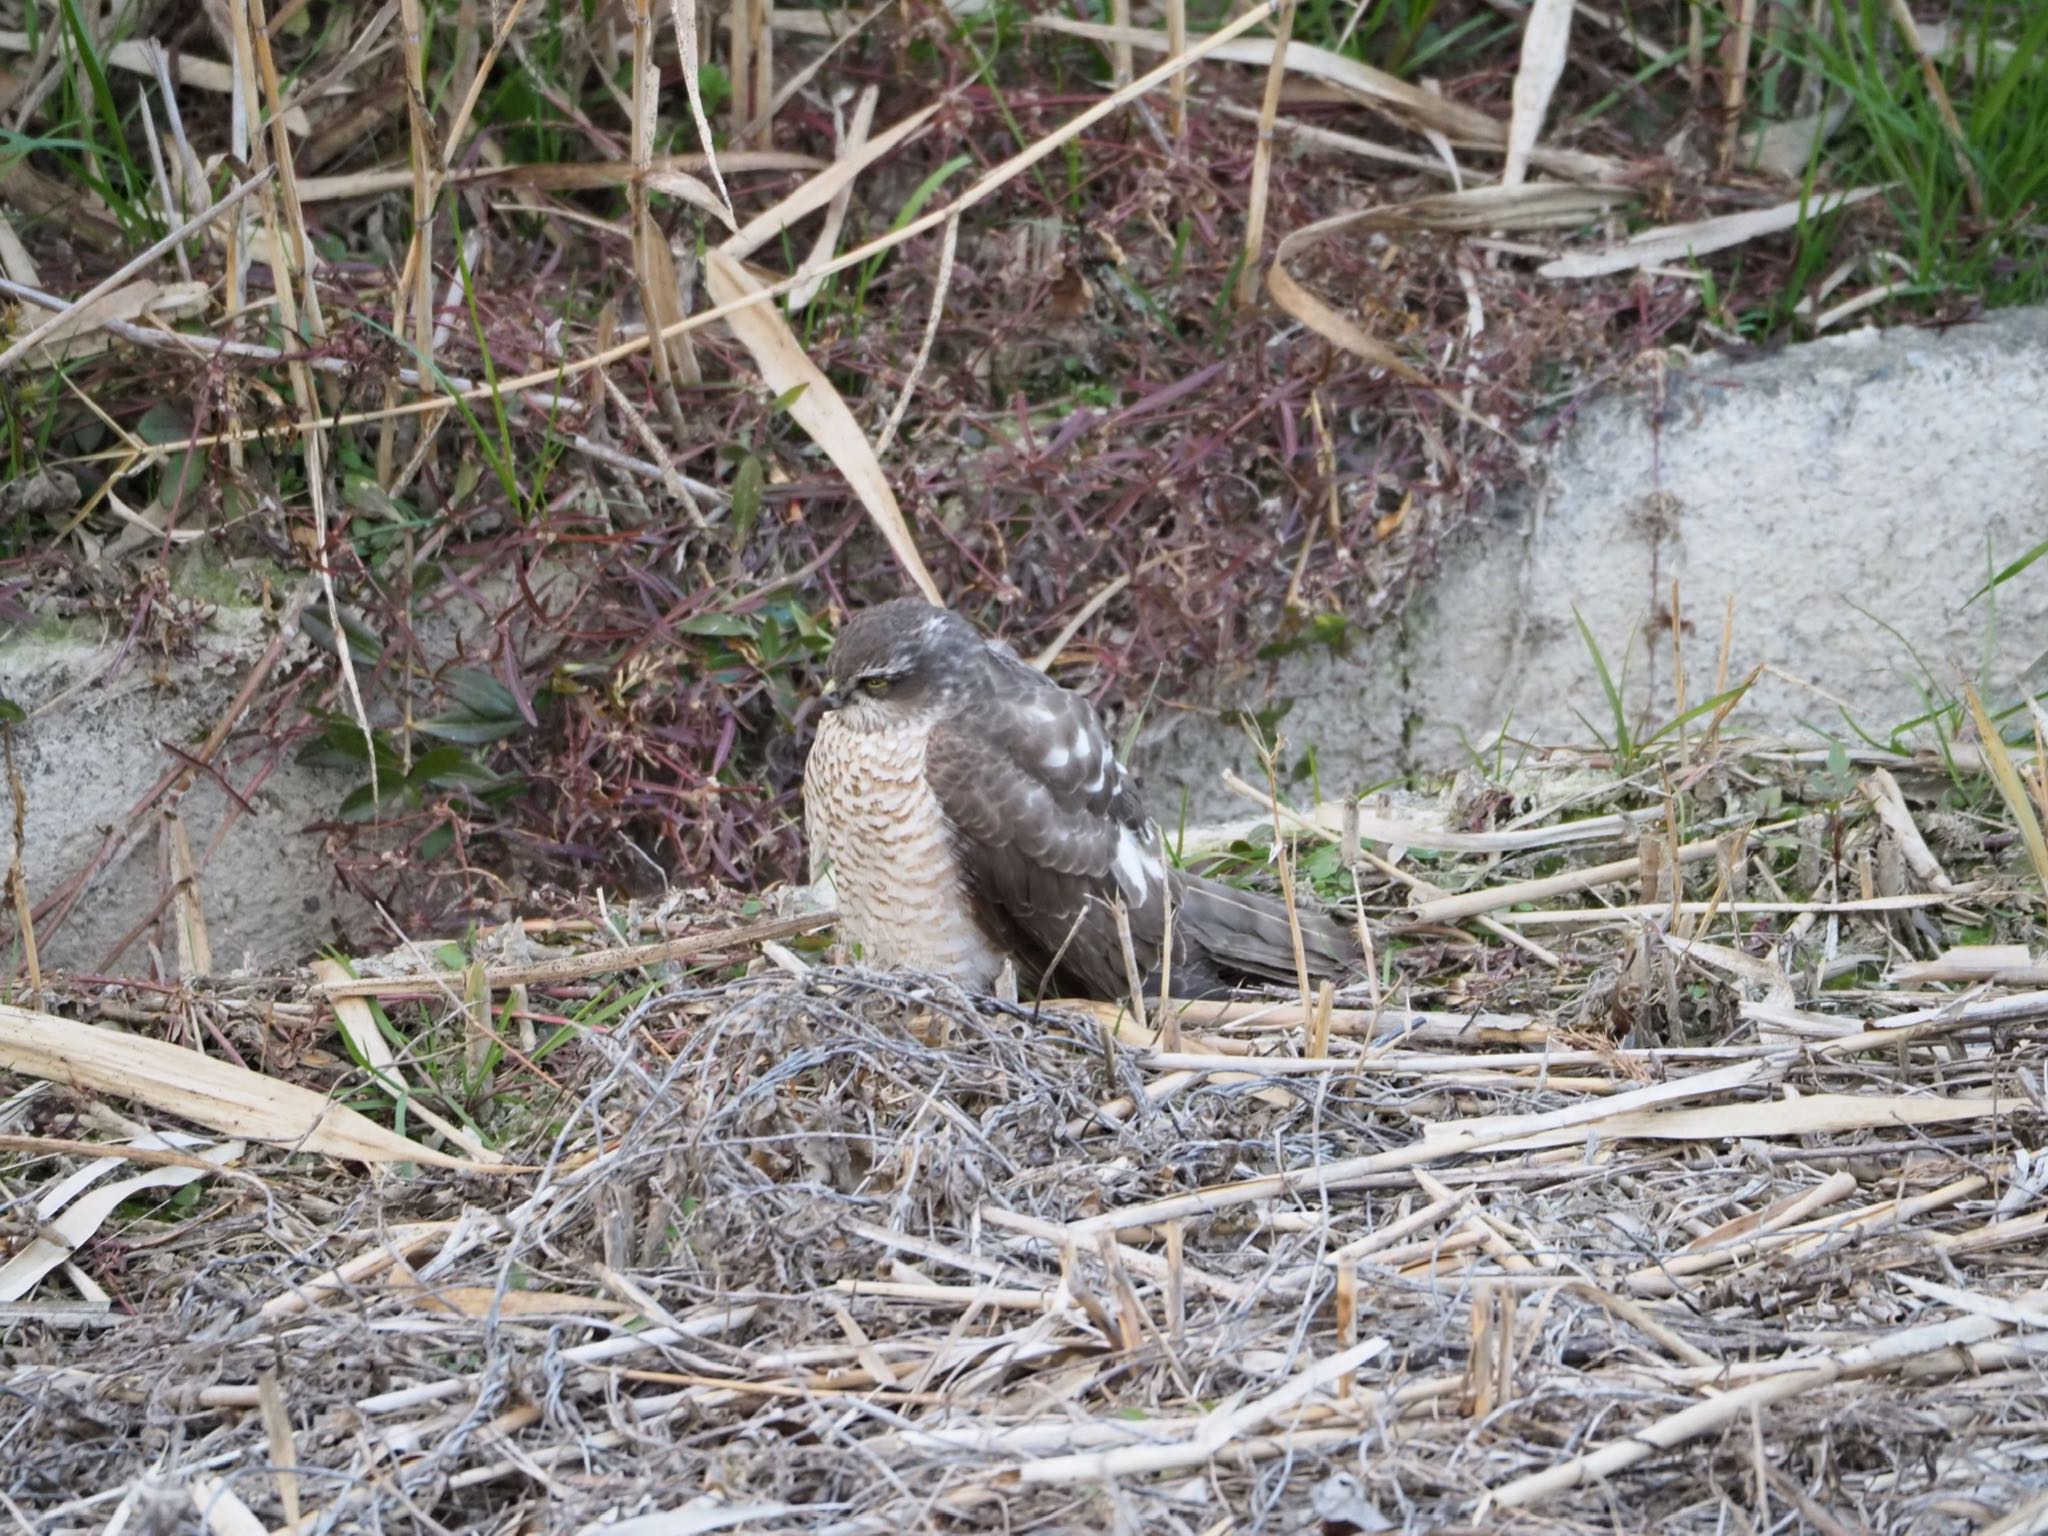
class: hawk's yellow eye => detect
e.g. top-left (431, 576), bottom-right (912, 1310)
top-left (861, 675), bottom-right (890, 694)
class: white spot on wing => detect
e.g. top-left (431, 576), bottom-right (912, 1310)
top-left (1042, 742), bottom-right (1071, 771)
top-left (1081, 731), bottom-right (1115, 794)
top-left (1114, 826), bottom-right (1161, 899)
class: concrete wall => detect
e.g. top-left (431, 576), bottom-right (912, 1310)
top-left (1137, 306), bottom-right (2048, 819)
top-left (1, 607), bottom-right (370, 975)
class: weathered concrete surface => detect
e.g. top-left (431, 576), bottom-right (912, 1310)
top-left (1137, 306), bottom-right (2048, 820)
top-left (1, 603), bottom-right (372, 975)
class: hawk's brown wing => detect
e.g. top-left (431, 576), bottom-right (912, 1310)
top-left (923, 675), bottom-right (1174, 1001)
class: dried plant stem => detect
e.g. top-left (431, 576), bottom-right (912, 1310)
top-left (1880, 0), bottom-right (1983, 216)
top-left (874, 212), bottom-right (958, 457)
top-left (3, 733), bottom-right (39, 1002)
top-left (1165, 0), bottom-right (1188, 140)
top-left (1715, 0), bottom-right (1758, 174)
top-left (394, 0), bottom-right (436, 370)
top-left (1237, 0), bottom-right (1295, 309)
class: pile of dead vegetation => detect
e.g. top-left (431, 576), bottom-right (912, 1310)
top-left (5, 739), bottom-right (2048, 1533)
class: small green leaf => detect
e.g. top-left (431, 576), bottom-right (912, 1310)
top-left (1969, 538), bottom-right (2048, 605)
top-left (416, 714), bottom-right (527, 745)
top-left (405, 745), bottom-right (470, 785)
top-left (445, 667), bottom-right (522, 720)
top-left (343, 474), bottom-right (412, 522)
top-left (299, 606), bottom-right (387, 666)
top-left (677, 612), bottom-right (754, 637)
top-left (770, 382), bottom-right (810, 413)
top-left (338, 782), bottom-right (385, 821)
top-left (0, 697), bottom-right (23, 724)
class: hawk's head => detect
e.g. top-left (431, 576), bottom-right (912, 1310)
top-left (821, 598), bottom-right (985, 718)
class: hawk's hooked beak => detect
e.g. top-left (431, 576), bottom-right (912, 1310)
top-left (818, 675), bottom-right (843, 710)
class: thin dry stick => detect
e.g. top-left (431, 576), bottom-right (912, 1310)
top-left (787, 84), bottom-right (879, 310)
top-left (1030, 570), bottom-right (1133, 671)
top-left (3, 732), bottom-right (40, 1001)
top-left (728, 0), bottom-right (753, 145)
top-left (1237, 0), bottom-right (1295, 308)
top-left (1670, 577), bottom-right (1688, 765)
top-left (441, 0), bottom-right (538, 168)
top-left (1406, 839), bottom-right (1724, 925)
top-left (1158, 875), bottom-right (1180, 1052)
top-left (1254, 736), bottom-right (1316, 1032)
top-left (670, 0), bottom-right (735, 219)
top-left (1707, 594), bottom-right (1735, 758)
top-left (1349, 863), bottom-right (1384, 1030)
top-left (1881, 0), bottom-right (1983, 217)
top-left (316, 910), bottom-right (838, 997)
top-left (1165, 0), bottom-right (1188, 140)
top-left (873, 210), bottom-right (958, 457)
top-left (136, 96), bottom-right (191, 285)
top-left (628, 0), bottom-right (689, 423)
top-left (1163, 1222), bottom-right (1185, 1341)
top-left (243, 0), bottom-right (369, 802)
top-left (1310, 979), bottom-right (1334, 1058)
top-left (257, 1373), bottom-right (301, 1527)
top-left (747, 0), bottom-right (773, 149)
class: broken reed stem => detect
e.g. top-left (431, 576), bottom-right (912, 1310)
top-left (1109, 0), bottom-right (1133, 83)
top-left (1111, 896), bottom-right (1149, 1037)
top-left (1715, 0), bottom-right (1758, 174)
top-left (1964, 684), bottom-right (2048, 916)
top-left (394, 0), bottom-right (436, 372)
top-left (1310, 978), bottom-right (1334, 1059)
top-left (1237, 0), bottom-right (1296, 309)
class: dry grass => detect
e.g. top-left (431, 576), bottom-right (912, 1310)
top-left (6, 740), bottom-right (2048, 1532)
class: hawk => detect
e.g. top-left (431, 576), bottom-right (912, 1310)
top-left (803, 597), bottom-right (1356, 1001)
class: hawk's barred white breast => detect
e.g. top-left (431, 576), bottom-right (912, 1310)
top-left (802, 598), bottom-right (1355, 1002)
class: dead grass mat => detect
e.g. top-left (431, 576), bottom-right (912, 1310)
top-left (5, 751), bottom-right (2048, 1533)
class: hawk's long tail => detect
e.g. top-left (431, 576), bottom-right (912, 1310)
top-left (1170, 871), bottom-right (1358, 991)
